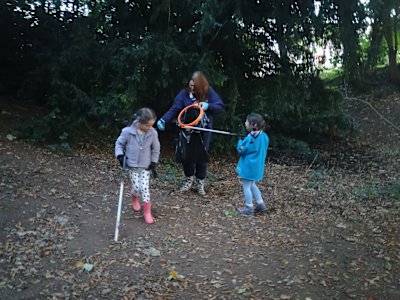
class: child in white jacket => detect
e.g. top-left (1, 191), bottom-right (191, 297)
top-left (115, 108), bottom-right (160, 224)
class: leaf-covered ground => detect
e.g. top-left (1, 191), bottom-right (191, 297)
top-left (0, 92), bottom-right (399, 299)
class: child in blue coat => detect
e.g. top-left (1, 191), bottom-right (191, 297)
top-left (236, 113), bottom-right (269, 216)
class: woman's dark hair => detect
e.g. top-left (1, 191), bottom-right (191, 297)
top-left (131, 107), bottom-right (157, 124)
top-left (247, 112), bottom-right (266, 131)
top-left (185, 79), bottom-right (193, 93)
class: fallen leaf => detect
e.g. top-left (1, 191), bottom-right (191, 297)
top-left (83, 263), bottom-right (94, 272)
top-left (6, 134), bottom-right (17, 141)
top-left (75, 261), bottom-right (84, 269)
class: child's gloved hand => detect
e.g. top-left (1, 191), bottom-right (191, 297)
top-left (147, 162), bottom-right (158, 178)
top-left (117, 155), bottom-right (126, 167)
top-left (157, 119), bottom-right (165, 131)
top-left (199, 102), bottom-right (208, 111)
top-left (236, 133), bottom-right (246, 140)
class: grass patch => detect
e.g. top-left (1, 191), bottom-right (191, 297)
top-left (319, 68), bottom-right (343, 82)
top-left (355, 181), bottom-right (400, 201)
top-left (390, 180), bottom-right (400, 200)
top-left (0, 204), bottom-right (10, 213)
top-left (164, 238), bottom-right (184, 249)
top-left (355, 184), bottom-right (380, 200)
top-left (310, 168), bottom-right (327, 181)
top-left (158, 158), bottom-right (182, 184)
top-left (380, 145), bottom-right (400, 160)
top-left (304, 168), bottom-right (327, 190)
top-left (224, 210), bottom-right (239, 218)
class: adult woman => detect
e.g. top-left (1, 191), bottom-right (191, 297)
top-left (157, 71), bottom-right (224, 195)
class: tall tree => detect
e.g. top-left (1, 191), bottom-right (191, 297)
top-left (2, 0), bottom-right (351, 147)
top-left (381, 0), bottom-right (400, 83)
top-left (318, 0), bottom-right (367, 82)
top-left (365, 16), bottom-right (384, 72)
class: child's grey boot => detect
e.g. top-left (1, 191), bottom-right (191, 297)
top-left (236, 206), bottom-right (254, 216)
top-left (254, 202), bottom-right (268, 213)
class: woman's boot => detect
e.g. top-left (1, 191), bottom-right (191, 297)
top-left (143, 201), bottom-right (154, 224)
top-left (180, 176), bottom-right (194, 191)
top-left (197, 178), bottom-right (206, 196)
top-left (131, 195), bottom-right (141, 212)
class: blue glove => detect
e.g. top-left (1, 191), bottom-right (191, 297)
top-left (199, 102), bottom-right (208, 111)
top-left (157, 119), bottom-right (165, 131)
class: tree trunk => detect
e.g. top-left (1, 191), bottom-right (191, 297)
top-left (387, 48), bottom-right (400, 83)
top-left (382, 0), bottom-right (400, 84)
top-left (275, 2), bottom-right (291, 74)
top-left (366, 20), bottom-right (383, 72)
top-left (337, 0), bottom-right (361, 82)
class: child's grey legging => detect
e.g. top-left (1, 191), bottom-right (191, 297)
top-left (129, 169), bottom-right (151, 202)
top-left (241, 179), bottom-right (263, 207)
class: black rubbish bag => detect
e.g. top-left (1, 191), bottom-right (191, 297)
top-left (175, 130), bottom-right (208, 164)
top-left (175, 106), bottom-right (208, 164)
top-left (175, 131), bottom-right (188, 163)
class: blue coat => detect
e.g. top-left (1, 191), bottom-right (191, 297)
top-left (161, 86), bottom-right (224, 129)
top-left (161, 86), bottom-right (224, 150)
top-left (236, 132), bottom-right (269, 181)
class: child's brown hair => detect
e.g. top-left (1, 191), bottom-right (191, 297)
top-left (247, 112), bottom-right (266, 131)
top-left (132, 108), bottom-right (157, 124)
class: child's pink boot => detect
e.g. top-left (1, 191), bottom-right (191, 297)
top-left (143, 202), bottom-right (154, 224)
top-left (131, 195), bottom-right (141, 212)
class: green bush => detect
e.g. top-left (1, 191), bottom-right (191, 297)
top-left (11, 2), bottom-right (355, 155)
top-left (270, 134), bottom-right (321, 163)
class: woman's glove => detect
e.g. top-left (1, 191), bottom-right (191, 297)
top-left (147, 162), bottom-right (158, 178)
top-left (157, 119), bottom-right (165, 131)
top-left (199, 102), bottom-right (208, 111)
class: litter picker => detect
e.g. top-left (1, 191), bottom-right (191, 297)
top-left (114, 156), bottom-right (126, 242)
top-left (180, 125), bottom-right (242, 136)
top-left (177, 103), bottom-right (244, 137)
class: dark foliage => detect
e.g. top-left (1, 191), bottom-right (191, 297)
top-left (2, 0), bottom-right (391, 155)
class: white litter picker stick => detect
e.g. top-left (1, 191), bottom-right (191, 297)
top-left (182, 126), bottom-right (241, 136)
top-left (114, 179), bottom-right (124, 242)
top-left (114, 157), bottom-right (126, 242)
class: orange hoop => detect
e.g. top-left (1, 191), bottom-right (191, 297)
top-left (177, 103), bottom-right (204, 128)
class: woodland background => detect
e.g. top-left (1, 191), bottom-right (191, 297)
top-left (1, 1), bottom-right (400, 299)
top-left (1, 0), bottom-right (399, 156)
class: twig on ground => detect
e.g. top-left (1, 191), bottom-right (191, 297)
top-left (304, 153), bottom-right (318, 175)
top-left (286, 153), bottom-right (318, 187)
top-left (74, 198), bottom-right (99, 209)
top-left (340, 92), bottom-right (400, 132)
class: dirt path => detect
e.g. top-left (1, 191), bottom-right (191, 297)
top-left (0, 93), bottom-right (399, 299)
